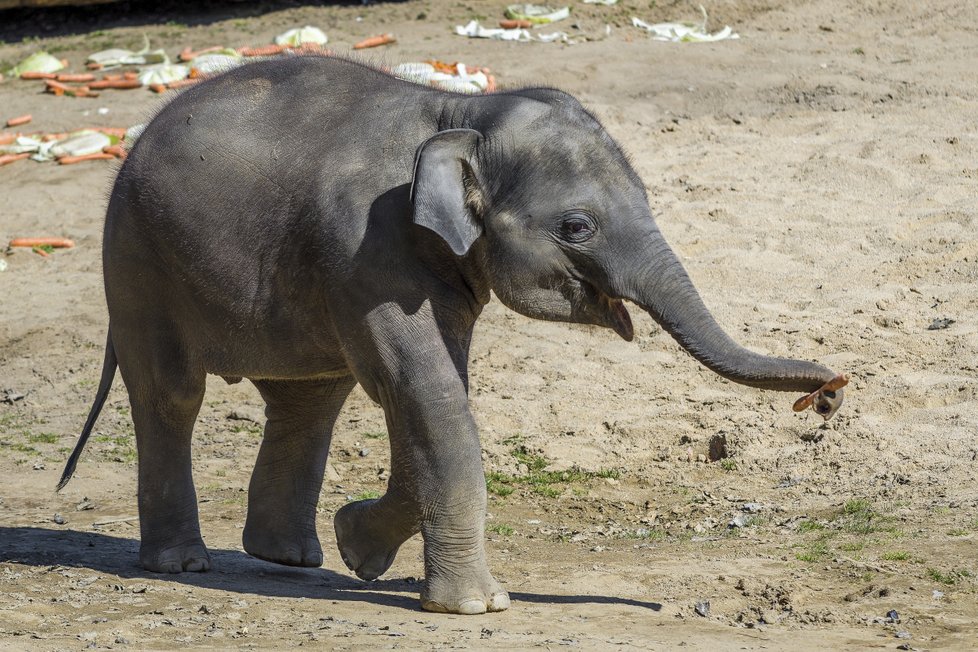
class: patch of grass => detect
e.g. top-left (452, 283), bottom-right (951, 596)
top-left (231, 422), bottom-right (263, 436)
top-left (487, 523), bottom-right (514, 536)
top-left (836, 499), bottom-right (899, 535)
top-left (350, 490), bottom-right (380, 502)
top-left (4, 442), bottom-right (38, 455)
top-left (27, 432), bottom-right (59, 444)
top-left (927, 568), bottom-right (972, 586)
top-left (486, 438), bottom-right (622, 498)
top-left (719, 459), bottom-right (737, 471)
top-left (881, 551), bottom-right (911, 561)
top-left (486, 471), bottom-right (515, 497)
top-left (838, 541), bottom-right (865, 552)
top-left (796, 538), bottom-right (830, 562)
top-left (363, 431), bottom-right (388, 440)
top-left (947, 528), bottom-right (969, 537)
top-left (619, 527), bottom-right (667, 542)
top-left (798, 519), bottom-right (826, 533)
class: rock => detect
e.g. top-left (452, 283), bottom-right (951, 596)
top-left (760, 610), bottom-right (779, 625)
top-left (927, 317), bottom-right (954, 330)
top-left (33, 462), bottom-right (45, 470)
top-left (741, 502), bottom-right (763, 513)
top-left (53, 513), bottom-right (66, 525)
top-left (325, 462), bottom-right (342, 482)
top-left (708, 434), bottom-right (728, 461)
top-left (694, 600), bottom-right (710, 617)
top-left (115, 636), bottom-right (129, 644)
top-left (226, 408), bottom-right (262, 423)
top-left (358, 448), bottom-right (370, 457)
top-left (696, 453), bottom-right (707, 463)
top-left (896, 631), bottom-right (911, 639)
top-left (1, 389), bottom-right (25, 404)
top-left (728, 514), bottom-right (750, 528)
top-left (886, 609), bottom-right (900, 623)
top-left (76, 498), bottom-right (95, 511)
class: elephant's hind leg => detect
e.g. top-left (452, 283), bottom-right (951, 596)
top-left (243, 376), bottom-right (355, 567)
top-left (116, 331), bottom-right (209, 574)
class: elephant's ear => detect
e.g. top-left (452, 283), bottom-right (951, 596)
top-left (410, 128), bottom-right (485, 256)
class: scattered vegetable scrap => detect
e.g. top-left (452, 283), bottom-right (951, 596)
top-left (5, 115), bottom-right (32, 128)
top-left (0, 152), bottom-right (31, 166)
top-left (9, 237), bottom-right (75, 249)
top-left (353, 34), bottom-right (397, 49)
top-left (393, 61), bottom-right (495, 93)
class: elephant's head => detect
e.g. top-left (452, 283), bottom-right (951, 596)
top-left (410, 89), bottom-right (846, 418)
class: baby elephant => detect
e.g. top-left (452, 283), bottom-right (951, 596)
top-left (59, 56), bottom-right (843, 614)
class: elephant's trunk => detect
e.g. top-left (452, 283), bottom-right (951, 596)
top-left (619, 226), bottom-right (837, 394)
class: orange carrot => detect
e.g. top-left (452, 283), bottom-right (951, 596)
top-left (101, 73), bottom-right (123, 81)
top-left (237, 44), bottom-right (285, 57)
top-left (179, 45), bottom-right (225, 61)
top-left (0, 152), bottom-right (31, 166)
top-left (499, 19), bottom-right (531, 29)
top-left (352, 34), bottom-right (396, 50)
top-left (86, 62), bottom-right (104, 70)
top-left (42, 132), bottom-right (68, 142)
top-left (20, 71), bottom-right (57, 80)
top-left (9, 237), bottom-right (75, 248)
top-left (33, 246), bottom-right (51, 257)
top-left (485, 74), bottom-right (497, 94)
top-left (5, 114), bottom-right (31, 128)
top-left (148, 83), bottom-right (167, 94)
top-left (123, 71), bottom-right (139, 81)
top-left (0, 133), bottom-right (19, 145)
top-left (44, 79), bottom-right (69, 96)
top-left (56, 73), bottom-right (96, 83)
top-left (103, 145), bottom-right (127, 159)
top-left (89, 79), bottom-right (142, 90)
top-left (166, 78), bottom-right (202, 90)
top-left (60, 59), bottom-right (69, 68)
top-left (58, 152), bottom-right (115, 165)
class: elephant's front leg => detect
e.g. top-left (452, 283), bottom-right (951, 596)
top-left (336, 370), bottom-right (508, 614)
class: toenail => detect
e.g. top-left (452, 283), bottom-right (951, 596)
top-left (457, 599), bottom-right (488, 615)
top-left (489, 592), bottom-right (511, 612)
top-left (421, 600), bottom-right (449, 613)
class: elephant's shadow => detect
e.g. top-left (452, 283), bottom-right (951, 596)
top-left (0, 526), bottom-right (662, 612)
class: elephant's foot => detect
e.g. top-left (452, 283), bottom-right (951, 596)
top-left (140, 537), bottom-right (211, 573)
top-left (334, 499), bottom-right (414, 581)
top-left (243, 519), bottom-right (323, 567)
top-left (421, 568), bottom-right (510, 614)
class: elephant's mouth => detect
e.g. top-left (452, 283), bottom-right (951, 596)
top-left (578, 279), bottom-right (634, 342)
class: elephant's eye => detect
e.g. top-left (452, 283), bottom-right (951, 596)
top-left (558, 215), bottom-right (595, 243)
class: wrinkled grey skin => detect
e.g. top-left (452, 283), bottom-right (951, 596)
top-left (59, 56), bottom-right (843, 615)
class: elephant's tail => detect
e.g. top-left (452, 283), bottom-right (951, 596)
top-left (57, 329), bottom-right (117, 492)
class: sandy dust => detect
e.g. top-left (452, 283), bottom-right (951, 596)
top-left (1, 0), bottom-right (976, 649)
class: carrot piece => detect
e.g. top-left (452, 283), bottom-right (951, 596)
top-left (148, 83), bottom-right (167, 93)
top-left (352, 34), bottom-right (396, 49)
top-left (86, 61), bottom-right (104, 70)
top-left (0, 152), bottom-right (31, 166)
top-left (101, 73), bottom-right (123, 81)
top-left (44, 79), bottom-right (69, 96)
top-left (89, 79), bottom-right (142, 90)
top-left (32, 246), bottom-right (51, 258)
top-left (56, 73), bottom-right (96, 83)
top-left (5, 114), bottom-right (32, 128)
top-left (123, 71), bottom-right (139, 81)
top-left (9, 237), bottom-right (75, 248)
top-left (0, 133), bottom-right (19, 145)
top-left (792, 374), bottom-right (850, 413)
top-left (20, 71), bottom-right (57, 80)
top-left (58, 152), bottom-right (115, 165)
top-left (103, 144), bottom-right (127, 159)
top-left (42, 132), bottom-right (68, 142)
top-left (179, 45), bottom-right (225, 61)
top-left (166, 78), bottom-right (202, 90)
top-left (237, 44), bottom-right (285, 57)
top-left (499, 19), bottom-right (531, 29)
top-left (485, 74), bottom-right (497, 94)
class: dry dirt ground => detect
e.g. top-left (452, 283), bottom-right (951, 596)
top-left (1, 0), bottom-right (977, 649)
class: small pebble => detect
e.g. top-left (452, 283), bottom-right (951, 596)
top-left (33, 462), bottom-right (45, 470)
top-left (896, 631), bottom-right (911, 639)
top-left (359, 448), bottom-right (370, 457)
top-left (728, 514), bottom-right (750, 528)
top-left (115, 636), bottom-right (129, 645)
top-left (886, 609), bottom-right (900, 623)
top-left (53, 513), bottom-right (66, 525)
top-left (694, 600), bottom-right (710, 617)
top-left (741, 502), bottom-right (763, 513)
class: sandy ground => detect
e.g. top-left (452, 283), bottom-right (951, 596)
top-left (1, 0), bottom-right (977, 649)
